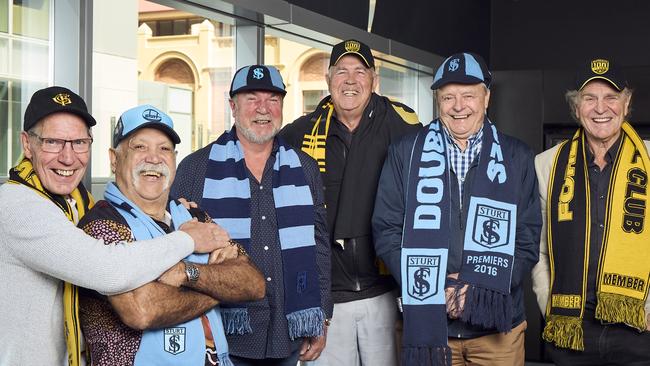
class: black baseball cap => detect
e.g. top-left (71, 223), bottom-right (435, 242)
top-left (329, 39), bottom-right (375, 69)
top-left (24, 86), bottom-right (96, 131)
top-left (576, 58), bottom-right (627, 91)
top-left (229, 65), bottom-right (287, 98)
top-left (431, 52), bottom-right (492, 90)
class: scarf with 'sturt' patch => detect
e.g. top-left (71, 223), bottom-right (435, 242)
top-left (400, 119), bottom-right (518, 366)
top-left (544, 122), bottom-right (650, 351)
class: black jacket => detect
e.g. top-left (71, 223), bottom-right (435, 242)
top-left (372, 124), bottom-right (541, 338)
top-left (280, 93), bottom-right (421, 303)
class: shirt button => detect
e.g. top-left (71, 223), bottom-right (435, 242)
top-left (266, 277), bottom-right (272, 282)
top-left (264, 246), bottom-right (269, 250)
top-left (262, 215), bottom-right (266, 220)
top-left (599, 195), bottom-right (605, 199)
top-left (599, 224), bottom-right (604, 229)
top-left (260, 185), bottom-right (264, 190)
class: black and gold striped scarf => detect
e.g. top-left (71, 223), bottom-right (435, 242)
top-left (8, 157), bottom-right (94, 366)
top-left (544, 122), bottom-right (650, 351)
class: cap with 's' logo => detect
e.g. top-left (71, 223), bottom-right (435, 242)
top-left (431, 52), bottom-right (492, 90)
top-left (229, 65), bottom-right (286, 97)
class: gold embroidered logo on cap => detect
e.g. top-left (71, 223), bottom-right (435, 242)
top-left (52, 93), bottom-right (72, 106)
top-left (591, 59), bottom-right (609, 75)
top-left (344, 40), bottom-right (361, 53)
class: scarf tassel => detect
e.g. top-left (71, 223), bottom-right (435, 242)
top-left (217, 352), bottom-right (234, 366)
top-left (460, 285), bottom-right (512, 333)
top-left (596, 292), bottom-right (647, 331)
top-left (402, 345), bottom-right (452, 366)
top-left (221, 308), bottom-right (252, 335)
top-left (287, 307), bottom-right (325, 340)
top-left (542, 314), bottom-right (584, 351)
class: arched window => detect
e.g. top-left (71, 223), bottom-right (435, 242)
top-left (155, 58), bottom-right (194, 87)
top-left (299, 53), bottom-right (329, 115)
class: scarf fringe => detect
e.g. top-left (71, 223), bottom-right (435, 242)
top-left (217, 352), bottom-right (234, 366)
top-left (542, 314), bottom-right (584, 351)
top-left (596, 292), bottom-right (647, 331)
top-left (221, 308), bottom-right (252, 335)
top-left (287, 307), bottom-right (325, 340)
top-left (461, 285), bottom-right (512, 333)
top-left (401, 345), bottom-right (451, 366)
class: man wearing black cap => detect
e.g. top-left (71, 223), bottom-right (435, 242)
top-left (172, 65), bottom-right (332, 366)
top-left (0, 87), bottom-right (230, 365)
top-left (77, 104), bottom-right (265, 366)
top-left (373, 52), bottom-right (540, 366)
top-left (280, 39), bottom-right (420, 366)
top-left (533, 58), bottom-right (650, 365)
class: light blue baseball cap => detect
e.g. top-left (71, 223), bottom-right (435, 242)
top-left (112, 104), bottom-right (181, 148)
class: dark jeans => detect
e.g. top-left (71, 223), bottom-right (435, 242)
top-left (547, 313), bottom-right (650, 366)
top-left (230, 350), bottom-right (300, 366)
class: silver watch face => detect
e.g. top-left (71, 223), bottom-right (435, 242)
top-left (185, 262), bottom-right (200, 282)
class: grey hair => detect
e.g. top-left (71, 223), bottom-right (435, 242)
top-left (565, 87), bottom-right (633, 124)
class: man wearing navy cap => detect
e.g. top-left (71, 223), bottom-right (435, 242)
top-left (373, 52), bottom-right (541, 365)
top-left (281, 38), bottom-right (421, 366)
top-left (0, 87), bottom-right (230, 365)
top-left (77, 104), bottom-right (265, 365)
top-left (533, 58), bottom-right (650, 365)
top-left (172, 65), bottom-right (332, 365)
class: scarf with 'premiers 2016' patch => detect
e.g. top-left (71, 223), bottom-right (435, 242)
top-left (201, 128), bottom-right (324, 340)
top-left (103, 182), bottom-right (232, 366)
top-left (544, 122), bottom-right (650, 351)
top-left (401, 119), bottom-right (517, 366)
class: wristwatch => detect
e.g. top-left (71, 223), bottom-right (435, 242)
top-left (324, 318), bottom-right (331, 327)
top-left (183, 260), bottom-right (200, 283)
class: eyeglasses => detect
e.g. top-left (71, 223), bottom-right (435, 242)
top-left (28, 131), bottom-right (93, 153)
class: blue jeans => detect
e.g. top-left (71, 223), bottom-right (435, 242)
top-left (547, 312), bottom-right (650, 366)
top-left (230, 350), bottom-right (300, 366)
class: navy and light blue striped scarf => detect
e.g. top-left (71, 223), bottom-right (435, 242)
top-left (103, 182), bottom-right (233, 366)
top-left (401, 119), bottom-right (517, 366)
top-left (201, 128), bottom-right (324, 340)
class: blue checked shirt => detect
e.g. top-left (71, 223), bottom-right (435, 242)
top-left (443, 125), bottom-right (483, 206)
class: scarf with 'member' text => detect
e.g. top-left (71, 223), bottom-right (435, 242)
top-left (544, 122), bottom-right (650, 351)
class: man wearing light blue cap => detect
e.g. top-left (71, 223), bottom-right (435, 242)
top-left (77, 104), bottom-right (266, 365)
top-left (172, 65), bottom-right (332, 366)
top-left (373, 52), bottom-right (541, 365)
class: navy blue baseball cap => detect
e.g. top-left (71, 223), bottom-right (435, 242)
top-left (431, 52), bottom-right (492, 90)
top-left (112, 105), bottom-right (181, 148)
top-left (229, 65), bottom-right (286, 98)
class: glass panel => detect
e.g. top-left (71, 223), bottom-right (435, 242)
top-left (12, 0), bottom-right (49, 40)
top-left (0, 0), bottom-right (51, 177)
top-left (265, 28), bottom-right (433, 126)
top-left (0, 1), bottom-right (8, 33)
top-left (91, 0), bottom-right (235, 178)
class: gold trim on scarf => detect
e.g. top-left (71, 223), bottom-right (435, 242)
top-left (544, 122), bottom-right (650, 351)
top-left (9, 158), bottom-right (94, 366)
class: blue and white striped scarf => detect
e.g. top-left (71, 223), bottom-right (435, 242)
top-left (103, 182), bottom-right (232, 366)
top-left (201, 128), bottom-right (324, 340)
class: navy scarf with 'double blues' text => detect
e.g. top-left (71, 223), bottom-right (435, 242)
top-left (400, 119), bottom-right (518, 366)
